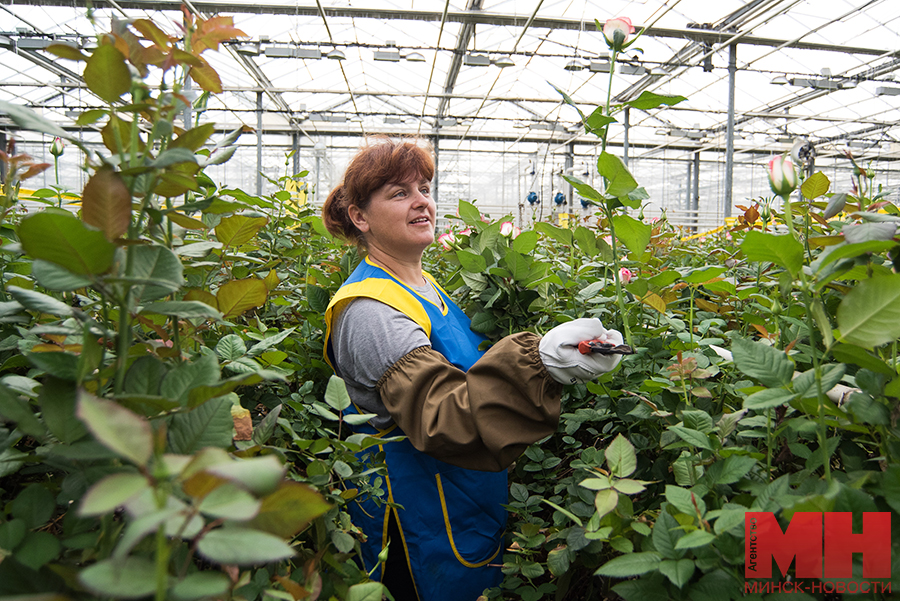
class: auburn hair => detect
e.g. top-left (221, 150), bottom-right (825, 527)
top-left (322, 136), bottom-right (434, 248)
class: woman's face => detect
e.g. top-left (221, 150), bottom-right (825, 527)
top-left (349, 172), bottom-right (436, 259)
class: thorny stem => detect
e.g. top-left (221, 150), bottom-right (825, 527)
top-left (780, 191), bottom-right (831, 483)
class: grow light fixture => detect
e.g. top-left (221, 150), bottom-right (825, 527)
top-left (770, 75), bottom-right (789, 85)
top-left (464, 53), bottom-right (491, 67)
top-left (494, 55), bottom-right (515, 68)
top-left (327, 48), bottom-right (346, 60)
top-left (876, 86), bottom-right (900, 96)
top-left (564, 59), bottom-right (585, 71)
top-left (589, 61), bottom-right (612, 73)
top-left (404, 51), bottom-right (426, 62)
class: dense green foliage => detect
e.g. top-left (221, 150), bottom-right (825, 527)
top-left (0, 14), bottom-right (899, 601)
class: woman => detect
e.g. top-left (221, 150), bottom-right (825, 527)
top-left (321, 137), bottom-right (623, 601)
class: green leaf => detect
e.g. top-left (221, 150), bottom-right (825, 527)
top-left (673, 529), bottom-right (715, 549)
top-left (84, 44), bottom-right (131, 103)
top-left (79, 473), bottom-right (150, 516)
top-left (10, 485), bottom-right (55, 529)
top-left (547, 546), bottom-right (571, 576)
top-left (605, 434), bottom-right (637, 477)
top-left (77, 391), bottom-right (153, 466)
top-left (198, 483), bottom-right (261, 520)
top-left (470, 312), bottom-right (497, 334)
top-left (25, 351), bottom-right (79, 381)
top-left (585, 106), bottom-right (616, 133)
top-left (573, 226), bottom-right (598, 257)
top-left (652, 511), bottom-right (684, 560)
top-left (549, 82), bottom-right (586, 122)
top-left (347, 582), bottom-right (387, 601)
top-left (217, 278), bottom-right (267, 317)
top-left (216, 334), bottom-right (246, 361)
top-left (792, 364), bottom-right (846, 399)
top-left (512, 230), bottom-right (538, 254)
top-left (0, 100), bottom-right (75, 144)
top-left (832, 342), bottom-right (894, 374)
top-left (167, 397), bottom-right (233, 454)
top-left (79, 556), bottom-right (157, 599)
top-left (668, 426), bottom-right (713, 450)
top-left (456, 249), bottom-right (487, 272)
top-left (689, 569), bottom-right (743, 601)
top-left (714, 455), bottom-right (757, 485)
top-left (612, 478), bottom-right (647, 495)
top-left (18, 212), bottom-right (115, 275)
top-left (215, 214), bottom-right (268, 247)
top-left (140, 300), bottom-right (223, 320)
top-left (32, 260), bottom-right (92, 291)
top-left (598, 152), bottom-right (638, 198)
top-left (503, 250), bottom-right (532, 282)
top-left (325, 375), bottom-right (351, 411)
top-left (624, 91), bottom-right (687, 110)
top-left (837, 274), bottom-right (900, 347)
top-left (562, 175), bottom-right (604, 203)
top-left (39, 377), bottom-right (87, 443)
top-left (743, 387), bottom-right (796, 410)
top-left (800, 171), bottom-right (830, 199)
top-left (247, 327), bottom-right (296, 357)
top-left (823, 191), bottom-right (848, 219)
top-left (594, 488), bottom-right (619, 519)
top-left (682, 265), bottom-right (728, 284)
top-left (665, 485), bottom-right (705, 517)
top-left (248, 481), bottom-right (331, 536)
top-left (129, 245), bottom-right (184, 302)
top-left (843, 222), bottom-right (897, 244)
top-left (124, 356), bottom-right (169, 396)
top-left (153, 148), bottom-right (198, 168)
top-left (713, 507), bottom-right (748, 534)
top-left (197, 526), bottom-right (295, 565)
top-left (14, 530), bottom-right (60, 571)
top-left (741, 231), bottom-right (804, 277)
top-left (82, 166), bottom-right (131, 241)
top-left (171, 572), bottom-right (231, 601)
top-left (594, 552), bottom-right (661, 577)
top-left (307, 284), bottom-right (330, 313)
top-left (612, 573), bottom-right (669, 601)
top-left (534, 222), bottom-right (573, 245)
top-left (0, 385), bottom-right (47, 441)
top-left (731, 337), bottom-right (794, 388)
top-left (658, 558), bottom-right (695, 588)
top-left (160, 354), bottom-right (220, 405)
top-left (815, 240), bottom-right (897, 271)
top-left (611, 214), bottom-right (652, 256)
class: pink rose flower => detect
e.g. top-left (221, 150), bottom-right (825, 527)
top-left (619, 267), bottom-right (633, 284)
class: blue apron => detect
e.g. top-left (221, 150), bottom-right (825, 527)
top-left (324, 257), bottom-right (507, 601)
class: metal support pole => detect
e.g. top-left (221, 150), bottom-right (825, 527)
top-left (686, 158), bottom-right (693, 214)
top-left (565, 141), bottom-right (574, 214)
top-left (292, 132), bottom-right (300, 176)
top-left (693, 151), bottom-right (701, 232)
top-left (0, 131), bottom-right (6, 185)
top-left (433, 134), bottom-right (440, 212)
top-left (256, 91), bottom-right (263, 196)
top-left (182, 75), bottom-right (192, 129)
top-left (725, 43), bottom-right (737, 220)
top-left (623, 107), bottom-right (630, 167)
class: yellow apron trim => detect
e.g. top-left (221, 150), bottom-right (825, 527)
top-left (364, 256), bottom-right (449, 316)
top-left (382, 453), bottom-right (422, 600)
top-left (435, 474), bottom-right (503, 569)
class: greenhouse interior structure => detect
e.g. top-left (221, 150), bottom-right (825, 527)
top-left (3, 2), bottom-right (900, 600)
top-left (2, 0), bottom-right (899, 232)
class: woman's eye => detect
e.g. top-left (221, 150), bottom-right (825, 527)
top-left (421, 187), bottom-right (430, 195)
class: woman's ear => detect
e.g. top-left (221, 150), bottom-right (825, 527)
top-left (347, 204), bottom-right (370, 234)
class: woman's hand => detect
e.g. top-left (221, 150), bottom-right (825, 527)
top-left (539, 318), bottom-right (624, 384)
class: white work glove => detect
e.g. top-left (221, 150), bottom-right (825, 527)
top-left (539, 318), bottom-right (624, 385)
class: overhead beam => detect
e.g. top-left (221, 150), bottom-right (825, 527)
top-left (4, 1), bottom-right (894, 57)
top-left (435, 0), bottom-right (482, 122)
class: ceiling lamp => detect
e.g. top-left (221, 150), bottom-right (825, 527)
top-left (876, 86), bottom-right (900, 96)
top-left (464, 53), bottom-right (491, 67)
top-left (564, 59), bottom-right (585, 72)
top-left (493, 55), bottom-right (515, 68)
top-left (770, 75), bottom-right (789, 85)
top-left (404, 51), bottom-right (426, 62)
top-left (327, 48), bottom-right (346, 60)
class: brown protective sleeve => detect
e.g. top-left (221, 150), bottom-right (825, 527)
top-left (375, 332), bottom-right (563, 472)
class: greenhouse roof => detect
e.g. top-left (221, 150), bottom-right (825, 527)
top-left (1, 0), bottom-right (899, 163)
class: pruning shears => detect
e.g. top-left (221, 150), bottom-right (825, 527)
top-left (577, 338), bottom-right (635, 356)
